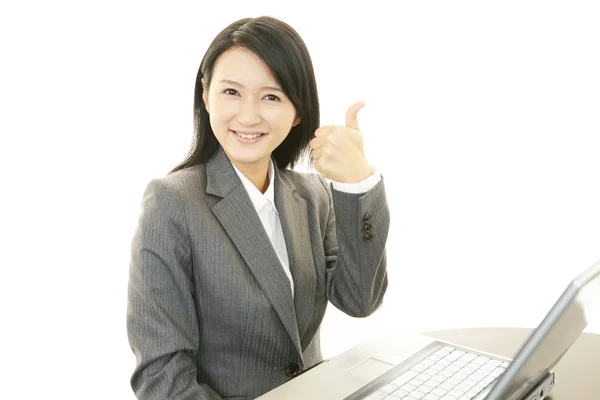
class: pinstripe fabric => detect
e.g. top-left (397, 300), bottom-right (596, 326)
top-left (127, 146), bottom-right (390, 399)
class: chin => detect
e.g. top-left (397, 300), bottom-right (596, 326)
top-left (224, 148), bottom-right (270, 166)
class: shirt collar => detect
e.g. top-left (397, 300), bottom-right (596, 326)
top-left (231, 160), bottom-right (277, 213)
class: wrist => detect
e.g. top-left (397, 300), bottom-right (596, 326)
top-left (344, 164), bottom-right (374, 184)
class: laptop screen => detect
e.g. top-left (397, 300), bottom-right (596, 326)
top-left (485, 261), bottom-right (600, 400)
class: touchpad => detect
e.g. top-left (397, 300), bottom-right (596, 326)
top-left (346, 358), bottom-right (393, 380)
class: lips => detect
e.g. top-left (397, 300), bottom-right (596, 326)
top-left (230, 130), bottom-right (266, 140)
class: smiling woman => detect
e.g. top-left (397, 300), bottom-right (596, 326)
top-left (201, 47), bottom-right (302, 192)
top-left (171, 16), bottom-right (321, 188)
top-left (127, 15), bottom-right (389, 400)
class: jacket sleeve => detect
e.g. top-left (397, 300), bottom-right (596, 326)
top-left (127, 179), bottom-right (223, 400)
top-left (319, 175), bottom-right (390, 317)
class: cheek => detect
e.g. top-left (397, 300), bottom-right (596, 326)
top-left (210, 98), bottom-right (237, 124)
top-left (265, 107), bottom-right (297, 132)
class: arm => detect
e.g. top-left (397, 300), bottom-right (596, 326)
top-left (127, 179), bottom-right (223, 400)
top-left (319, 174), bottom-right (390, 317)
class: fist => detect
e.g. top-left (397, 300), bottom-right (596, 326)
top-left (309, 101), bottom-right (374, 183)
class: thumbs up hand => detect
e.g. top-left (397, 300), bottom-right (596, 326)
top-left (309, 101), bottom-right (374, 183)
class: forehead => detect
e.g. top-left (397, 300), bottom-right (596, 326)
top-left (212, 47), bottom-right (278, 87)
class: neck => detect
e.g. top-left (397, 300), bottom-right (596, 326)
top-left (232, 159), bottom-right (270, 194)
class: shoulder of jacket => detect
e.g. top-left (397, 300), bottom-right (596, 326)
top-left (157, 165), bottom-right (205, 188)
top-left (280, 169), bottom-right (331, 205)
top-left (143, 165), bottom-right (206, 201)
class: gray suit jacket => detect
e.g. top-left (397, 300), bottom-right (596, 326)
top-left (127, 147), bottom-right (390, 399)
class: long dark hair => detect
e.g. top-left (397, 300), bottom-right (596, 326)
top-left (170, 16), bottom-right (320, 174)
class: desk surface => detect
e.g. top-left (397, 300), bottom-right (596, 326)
top-left (426, 327), bottom-right (600, 399)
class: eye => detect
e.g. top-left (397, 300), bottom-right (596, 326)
top-left (223, 88), bottom-right (238, 95)
top-left (264, 94), bottom-right (281, 101)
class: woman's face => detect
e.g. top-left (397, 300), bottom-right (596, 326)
top-left (203, 47), bottom-right (300, 173)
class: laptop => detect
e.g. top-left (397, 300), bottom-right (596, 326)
top-left (256, 260), bottom-right (600, 400)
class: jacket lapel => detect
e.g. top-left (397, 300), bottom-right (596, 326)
top-left (206, 148), bottom-right (303, 358)
top-left (274, 168), bottom-right (317, 349)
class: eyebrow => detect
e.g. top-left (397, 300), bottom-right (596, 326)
top-left (218, 79), bottom-right (283, 92)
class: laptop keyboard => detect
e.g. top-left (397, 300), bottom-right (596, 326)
top-left (362, 346), bottom-right (509, 400)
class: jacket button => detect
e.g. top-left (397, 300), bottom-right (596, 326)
top-left (285, 362), bottom-right (300, 377)
top-left (364, 213), bottom-right (372, 223)
top-left (364, 233), bottom-right (373, 242)
top-left (364, 223), bottom-right (372, 233)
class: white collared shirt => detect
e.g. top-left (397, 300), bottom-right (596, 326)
top-left (231, 161), bottom-right (381, 297)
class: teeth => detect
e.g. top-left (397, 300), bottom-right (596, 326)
top-left (233, 130), bottom-right (263, 140)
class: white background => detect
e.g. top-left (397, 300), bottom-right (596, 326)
top-left (1, 1), bottom-right (598, 399)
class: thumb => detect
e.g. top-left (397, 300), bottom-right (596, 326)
top-left (345, 101), bottom-right (366, 130)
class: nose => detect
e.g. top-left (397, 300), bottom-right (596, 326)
top-left (237, 98), bottom-right (262, 126)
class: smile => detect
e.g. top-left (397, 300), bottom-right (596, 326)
top-left (230, 130), bottom-right (266, 141)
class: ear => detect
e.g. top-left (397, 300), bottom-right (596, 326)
top-left (292, 114), bottom-right (301, 127)
top-left (201, 78), bottom-right (210, 113)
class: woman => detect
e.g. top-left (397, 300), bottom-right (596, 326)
top-left (127, 15), bottom-right (390, 400)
